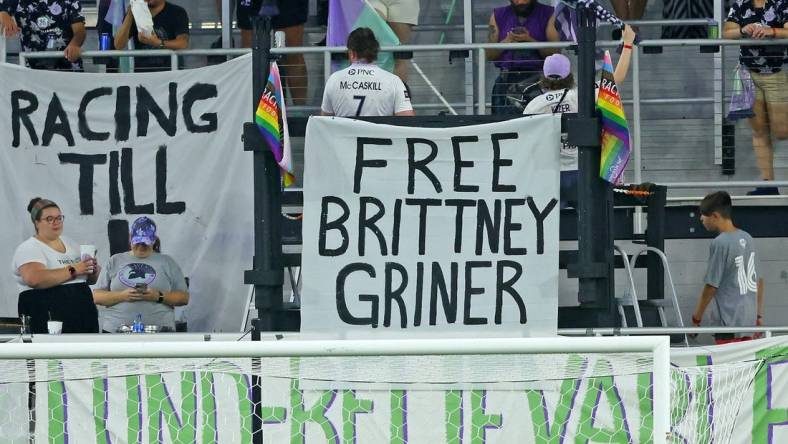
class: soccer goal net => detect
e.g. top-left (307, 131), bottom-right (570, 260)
top-left (0, 336), bottom-right (755, 444)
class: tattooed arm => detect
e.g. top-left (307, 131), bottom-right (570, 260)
top-left (485, 14), bottom-right (508, 61)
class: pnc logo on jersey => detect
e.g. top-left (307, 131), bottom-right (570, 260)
top-left (740, 239), bottom-right (746, 248)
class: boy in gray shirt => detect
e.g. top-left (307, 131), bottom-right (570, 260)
top-left (691, 191), bottom-right (763, 344)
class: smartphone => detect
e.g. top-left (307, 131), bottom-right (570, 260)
top-left (134, 283), bottom-right (148, 293)
top-left (512, 26), bottom-right (527, 35)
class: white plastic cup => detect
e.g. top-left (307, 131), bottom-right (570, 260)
top-left (274, 31), bottom-right (286, 48)
top-left (80, 244), bottom-right (97, 273)
top-left (47, 321), bottom-right (63, 334)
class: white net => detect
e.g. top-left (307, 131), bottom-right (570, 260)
top-left (669, 360), bottom-right (764, 444)
top-left (0, 347), bottom-right (672, 444)
top-left (0, 338), bottom-right (755, 444)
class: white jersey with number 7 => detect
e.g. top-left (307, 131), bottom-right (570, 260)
top-left (321, 63), bottom-right (413, 117)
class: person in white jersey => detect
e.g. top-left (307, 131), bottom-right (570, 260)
top-left (522, 25), bottom-right (636, 207)
top-left (321, 27), bottom-right (415, 117)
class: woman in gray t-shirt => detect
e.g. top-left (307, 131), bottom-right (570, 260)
top-left (93, 217), bottom-right (189, 333)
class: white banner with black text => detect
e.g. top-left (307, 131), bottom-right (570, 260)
top-left (0, 56), bottom-right (253, 332)
top-left (301, 116), bottom-right (562, 336)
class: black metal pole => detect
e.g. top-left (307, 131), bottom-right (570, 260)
top-left (573, 6), bottom-right (617, 325)
top-left (246, 13), bottom-right (285, 444)
top-left (247, 16), bottom-right (285, 333)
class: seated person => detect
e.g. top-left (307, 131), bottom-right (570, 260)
top-left (113, 0), bottom-right (189, 72)
top-left (487, 0), bottom-right (560, 115)
top-left (321, 27), bottom-right (414, 117)
top-left (93, 217), bottom-right (189, 333)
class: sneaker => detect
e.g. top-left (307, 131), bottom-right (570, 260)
top-left (746, 186), bottom-right (779, 196)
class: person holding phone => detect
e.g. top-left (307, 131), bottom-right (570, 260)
top-left (12, 197), bottom-right (100, 333)
top-left (93, 216), bottom-right (189, 333)
top-left (487, 0), bottom-right (561, 114)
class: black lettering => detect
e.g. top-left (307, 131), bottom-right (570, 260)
top-left (445, 199), bottom-right (475, 254)
top-left (405, 198), bottom-right (442, 255)
top-left (391, 199), bottom-right (402, 256)
top-left (414, 262), bottom-right (424, 326)
top-left (58, 153), bottom-right (107, 215)
top-left (354, 137), bottom-right (391, 194)
top-left (78, 88), bottom-right (112, 141)
top-left (476, 200), bottom-right (502, 255)
top-left (358, 196), bottom-right (387, 256)
top-left (318, 196), bottom-right (350, 256)
top-left (120, 148), bottom-right (155, 214)
top-left (11, 90), bottom-right (38, 147)
top-left (114, 86), bottom-right (131, 142)
top-left (430, 262), bottom-right (458, 325)
top-left (183, 83), bottom-right (218, 133)
top-left (336, 263), bottom-right (379, 327)
top-left (464, 261), bottom-right (490, 325)
top-left (452, 135), bottom-right (479, 192)
top-left (406, 138), bottom-right (442, 194)
top-left (491, 132), bottom-right (518, 192)
top-left (496, 260), bottom-right (526, 324)
top-left (109, 150), bottom-right (121, 215)
top-left (156, 145), bottom-right (186, 214)
top-left (384, 262), bottom-right (408, 328)
top-left (504, 199), bottom-right (527, 255)
top-left (42, 93), bottom-right (74, 146)
top-left (136, 83), bottom-right (177, 137)
top-left (527, 197), bottom-right (558, 255)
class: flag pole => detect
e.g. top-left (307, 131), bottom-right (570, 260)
top-left (245, 8), bottom-right (285, 444)
top-left (568, 5), bottom-right (617, 326)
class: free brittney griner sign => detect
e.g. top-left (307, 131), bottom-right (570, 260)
top-left (300, 116), bottom-right (562, 335)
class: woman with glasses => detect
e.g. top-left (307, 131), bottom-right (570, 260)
top-left (11, 197), bottom-right (100, 333)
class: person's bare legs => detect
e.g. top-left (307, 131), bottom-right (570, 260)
top-left (766, 100), bottom-right (788, 142)
top-left (750, 98), bottom-right (774, 180)
top-left (278, 24), bottom-right (308, 106)
top-left (388, 21), bottom-right (413, 82)
top-left (630, 0), bottom-right (648, 20)
top-left (611, 0), bottom-right (631, 19)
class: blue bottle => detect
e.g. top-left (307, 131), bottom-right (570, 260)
top-left (132, 314), bottom-right (145, 333)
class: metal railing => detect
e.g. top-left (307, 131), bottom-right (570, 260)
top-left (560, 326), bottom-right (788, 338)
top-left (3, 36), bottom-right (788, 193)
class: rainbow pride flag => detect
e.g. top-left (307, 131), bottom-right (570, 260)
top-left (597, 50), bottom-right (630, 184)
top-left (255, 62), bottom-right (295, 187)
top-left (327, 0), bottom-right (400, 72)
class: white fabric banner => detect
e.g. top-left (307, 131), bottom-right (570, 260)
top-left (301, 116), bottom-right (562, 336)
top-left (0, 57), bottom-right (254, 332)
top-left (3, 337), bottom-right (787, 443)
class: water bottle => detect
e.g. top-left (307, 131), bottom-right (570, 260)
top-left (132, 314), bottom-right (145, 333)
top-left (99, 33), bottom-right (111, 51)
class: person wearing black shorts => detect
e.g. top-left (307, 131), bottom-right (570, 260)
top-left (237, 0), bottom-right (308, 105)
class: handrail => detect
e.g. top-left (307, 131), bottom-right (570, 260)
top-left (8, 38), bottom-right (788, 60)
top-left (560, 326), bottom-right (788, 337)
top-left (614, 245), bottom-right (643, 328)
top-left (6, 37), bottom-right (788, 195)
top-left (659, 181), bottom-right (788, 189)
